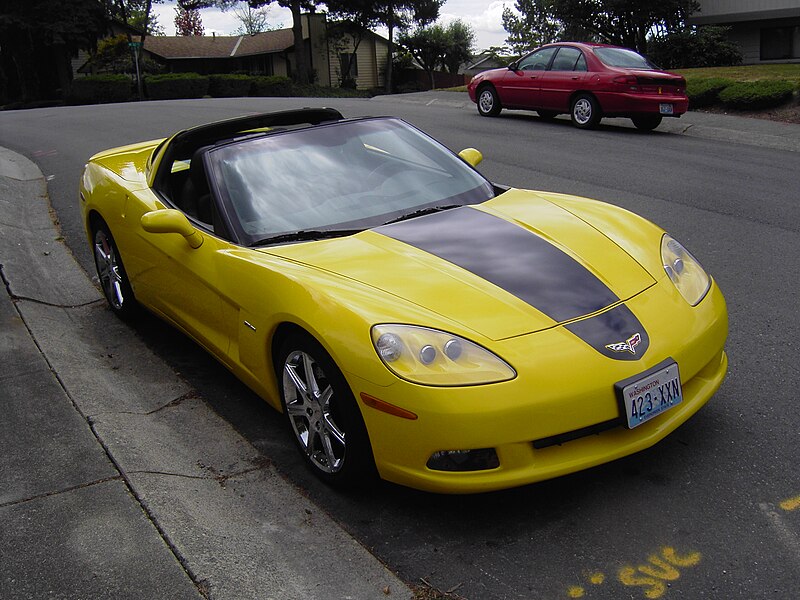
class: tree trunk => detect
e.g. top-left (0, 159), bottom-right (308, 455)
top-left (384, 25), bottom-right (394, 93)
top-left (290, 1), bottom-right (310, 84)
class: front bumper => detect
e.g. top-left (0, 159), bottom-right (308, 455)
top-left (351, 279), bottom-right (727, 494)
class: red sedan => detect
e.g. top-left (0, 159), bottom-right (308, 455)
top-left (467, 42), bottom-right (688, 130)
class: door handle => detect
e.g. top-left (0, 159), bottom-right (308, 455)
top-left (572, 76), bottom-right (580, 80)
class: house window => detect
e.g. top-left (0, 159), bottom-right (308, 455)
top-left (761, 26), bottom-right (799, 60)
top-left (339, 52), bottom-right (358, 79)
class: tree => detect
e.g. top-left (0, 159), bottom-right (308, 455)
top-left (373, 0), bottom-right (443, 92)
top-left (398, 24), bottom-right (448, 89)
top-left (549, 0), bottom-right (699, 54)
top-left (502, 0), bottom-right (562, 54)
top-left (442, 20), bottom-right (476, 75)
top-left (104, 0), bottom-right (165, 98)
top-left (175, 5), bottom-right (204, 35)
top-left (0, 0), bottom-right (107, 103)
top-left (647, 26), bottom-right (742, 69)
top-left (233, 3), bottom-right (279, 35)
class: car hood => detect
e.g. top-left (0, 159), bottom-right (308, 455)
top-left (264, 189), bottom-right (657, 341)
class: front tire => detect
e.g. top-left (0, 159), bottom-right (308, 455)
top-left (92, 220), bottom-right (137, 319)
top-left (571, 93), bottom-right (601, 129)
top-left (632, 115), bottom-right (663, 131)
top-left (477, 85), bottom-right (502, 117)
top-left (276, 331), bottom-right (376, 487)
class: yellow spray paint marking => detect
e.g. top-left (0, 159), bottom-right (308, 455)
top-left (566, 571), bottom-right (605, 598)
top-left (588, 572), bottom-right (605, 585)
top-left (780, 495), bottom-right (800, 512)
top-left (617, 546), bottom-right (702, 599)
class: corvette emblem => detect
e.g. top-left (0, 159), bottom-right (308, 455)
top-left (606, 332), bottom-right (642, 355)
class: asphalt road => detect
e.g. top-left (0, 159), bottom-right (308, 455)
top-left (2, 95), bottom-right (800, 599)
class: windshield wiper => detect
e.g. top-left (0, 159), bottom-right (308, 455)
top-left (251, 229), bottom-right (362, 246)
top-left (382, 204), bottom-right (462, 225)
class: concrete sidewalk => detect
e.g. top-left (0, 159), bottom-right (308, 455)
top-left (0, 148), bottom-right (412, 599)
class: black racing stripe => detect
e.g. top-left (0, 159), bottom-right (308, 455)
top-left (378, 207), bottom-right (617, 322)
top-left (377, 207), bottom-right (649, 360)
top-left (565, 305), bottom-right (650, 361)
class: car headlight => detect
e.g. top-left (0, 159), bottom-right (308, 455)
top-left (371, 324), bottom-right (516, 386)
top-left (661, 234), bottom-right (711, 306)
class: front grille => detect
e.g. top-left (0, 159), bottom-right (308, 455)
top-left (532, 418), bottom-right (622, 450)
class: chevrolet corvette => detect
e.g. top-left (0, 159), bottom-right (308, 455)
top-left (80, 108), bottom-right (727, 493)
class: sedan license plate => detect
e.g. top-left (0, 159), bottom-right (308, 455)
top-left (617, 362), bottom-right (682, 429)
top-left (659, 103), bottom-right (674, 115)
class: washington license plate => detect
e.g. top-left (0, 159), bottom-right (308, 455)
top-left (617, 362), bottom-right (682, 429)
top-left (659, 103), bottom-right (674, 115)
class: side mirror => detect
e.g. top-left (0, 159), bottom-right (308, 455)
top-left (141, 209), bottom-right (203, 249)
top-left (458, 148), bottom-right (483, 168)
top-left (507, 61), bottom-right (518, 71)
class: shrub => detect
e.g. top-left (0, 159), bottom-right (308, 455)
top-left (686, 77), bottom-right (734, 108)
top-left (208, 74), bottom-right (254, 98)
top-left (718, 80), bottom-right (796, 109)
top-left (68, 75), bottom-right (131, 105)
top-left (251, 75), bottom-right (294, 97)
top-left (145, 73), bottom-right (209, 100)
top-left (648, 26), bottom-right (742, 70)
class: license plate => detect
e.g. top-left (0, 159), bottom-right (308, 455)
top-left (616, 361), bottom-right (682, 429)
top-left (659, 103), bottom-right (674, 115)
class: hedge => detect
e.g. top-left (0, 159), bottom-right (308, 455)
top-left (718, 80), bottom-right (796, 110)
top-left (251, 75), bottom-right (294, 97)
top-left (208, 74), bottom-right (254, 98)
top-left (686, 77), bottom-right (735, 108)
top-left (68, 75), bottom-right (131, 105)
top-left (145, 73), bottom-right (209, 100)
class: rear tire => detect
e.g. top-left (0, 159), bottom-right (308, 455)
top-left (571, 93), bottom-right (601, 129)
top-left (92, 219), bottom-right (138, 319)
top-left (632, 115), bottom-right (663, 131)
top-left (477, 85), bottom-right (502, 117)
top-left (276, 331), bottom-right (376, 488)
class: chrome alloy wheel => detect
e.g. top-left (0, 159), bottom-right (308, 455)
top-left (572, 97), bottom-right (593, 125)
top-left (282, 350), bottom-right (346, 474)
top-left (478, 89), bottom-right (495, 114)
top-left (94, 228), bottom-right (125, 310)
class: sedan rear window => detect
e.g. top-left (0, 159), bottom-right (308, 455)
top-left (593, 47), bottom-right (656, 69)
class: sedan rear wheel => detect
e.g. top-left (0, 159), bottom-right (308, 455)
top-left (477, 86), bottom-right (502, 117)
top-left (571, 93), bottom-right (601, 129)
top-left (277, 332), bottom-right (376, 487)
top-left (93, 221), bottom-right (137, 318)
top-left (632, 115), bottom-right (663, 131)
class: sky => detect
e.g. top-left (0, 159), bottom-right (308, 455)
top-left (151, 1), bottom-right (511, 52)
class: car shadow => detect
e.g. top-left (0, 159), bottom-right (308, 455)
top-left (496, 111), bottom-right (672, 135)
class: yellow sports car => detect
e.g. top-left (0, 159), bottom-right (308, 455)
top-left (80, 108), bottom-right (728, 494)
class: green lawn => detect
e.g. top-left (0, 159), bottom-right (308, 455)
top-left (676, 63), bottom-right (800, 85)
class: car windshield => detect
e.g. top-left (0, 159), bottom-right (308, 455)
top-left (206, 118), bottom-right (495, 245)
top-left (593, 47), bottom-right (656, 69)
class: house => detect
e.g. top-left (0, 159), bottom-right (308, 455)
top-left (461, 52), bottom-right (513, 78)
top-left (688, 0), bottom-right (800, 64)
top-left (142, 13), bottom-right (388, 89)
